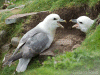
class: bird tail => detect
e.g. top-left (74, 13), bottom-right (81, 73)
top-left (16, 58), bottom-right (31, 72)
top-left (4, 52), bottom-right (22, 66)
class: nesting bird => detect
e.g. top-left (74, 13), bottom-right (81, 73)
top-left (5, 14), bottom-right (66, 72)
top-left (70, 16), bottom-right (94, 33)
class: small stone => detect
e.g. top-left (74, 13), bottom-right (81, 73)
top-left (0, 30), bottom-right (6, 40)
top-left (11, 37), bottom-right (20, 47)
top-left (1, 43), bottom-right (11, 51)
top-left (55, 39), bottom-right (73, 46)
top-left (5, 12), bottom-right (37, 24)
top-left (72, 44), bottom-right (81, 50)
top-left (40, 51), bottom-right (55, 56)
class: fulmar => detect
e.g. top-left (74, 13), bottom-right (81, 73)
top-left (4, 14), bottom-right (66, 72)
top-left (70, 16), bottom-right (94, 33)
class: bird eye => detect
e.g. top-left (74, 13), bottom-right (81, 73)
top-left (79, 22), bottom-right (83, 24)
top-left (53, 18), bottom-right (57, 20)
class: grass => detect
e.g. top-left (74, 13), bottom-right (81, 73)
top-left (0, 0), bottom-right (5, 7)
top-left (7, 5), bottom-right (16, 9)
top-left (18, 0), bottom-right (99, 13)
top-left (0, 11), bottom-right (13, 22)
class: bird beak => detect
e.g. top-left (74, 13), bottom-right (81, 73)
top-left (57, 19), bottom-right (66, 28)
top-left (69, 19), bottom-right (79, 28)
top-left (72, 23), bottom-right (79, 28)
top-left (69, 19), bottom-right (77, 23)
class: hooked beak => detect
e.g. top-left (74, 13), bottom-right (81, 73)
top-left (69, 19), bottom-right (77, 23)
top-left (69, 19), bottom-right (79, 28)
top-left (72, 23), bottom-right (79, 28)
top-left (57, 19), bottom-right (66, 28)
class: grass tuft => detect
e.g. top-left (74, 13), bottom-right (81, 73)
top-left (7, 5), bottom-right (16, 9)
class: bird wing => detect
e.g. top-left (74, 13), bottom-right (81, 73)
top-left (12, 28), bottom-right (39, 56)
top-left (21, 32), bottom-right (49, 58)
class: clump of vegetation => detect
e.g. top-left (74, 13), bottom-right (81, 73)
top-left (19, 0), bottom-right (99, 13)
top-left (0, 0), bottom-right (5, 7)
top-left (7, 4), bottom-right (16, 9)
top-left (0, 11), bottom-right (13, 22)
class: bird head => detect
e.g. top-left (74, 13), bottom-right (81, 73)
top-left (70, 16), bottom-right (94, 32)
top-left (43, 14), bottom-right (66, 29)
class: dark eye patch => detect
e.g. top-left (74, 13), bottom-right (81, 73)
top-left (53, 18), bottom-right (57, 20)
top-left (79, 22), bottom-right (83, 24)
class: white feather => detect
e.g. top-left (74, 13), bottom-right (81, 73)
top-left (77, 16), bottom-right (94, 32)
top-left (16, 58), bottom-right (31, 72)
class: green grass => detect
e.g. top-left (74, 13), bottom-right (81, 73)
top-left (20, 0), bottom-right (57, 13)
top-left (19, 0), bottom-right (99, 13)
top-left (0, 11), bottom-right (13, 22)
top-left (0, 11), bottom-right (21, 38)
top-left (0, 0), bottom-right (5, 7)
top-left (11, 0), bottom-right (32, 6)
top-left (7, 5), bottom-right (16, 9)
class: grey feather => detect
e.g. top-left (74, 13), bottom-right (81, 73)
top-left (21, 32), bottom-right (49, 58)
top-left (12, 27), bottom-right (42, 56)
top-left (4, 52), bottom-right (22, 66)
top-left (5, 32), bottom-right (49, 62)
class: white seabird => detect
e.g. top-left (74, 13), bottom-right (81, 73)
top-left (70, 16), bottom-right (94, 33)
top-left (4, 14), bottom-right (66, 72)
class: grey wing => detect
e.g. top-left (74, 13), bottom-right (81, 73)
top-left (12, 28), bottom-right (38, 56)
top-left (21, 32), bottom-right (49, 58)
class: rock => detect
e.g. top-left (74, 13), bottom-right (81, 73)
top-left (0, 30), bottom-right (6, 40)
top-left (0, 9), bottom-right (10, 13)
top-left (1, 43), bottom-right (11, 51)
top-left (54, 39), bottom-right (73, 46)
top-left (71, 44), bottom-right (81, 50)
top-left (5, 11), bottom-right (48, 24)
top-left (5, 12), bottom-right (38, 24)
top-left (40, 51), bottom-right (55, 56)
top-left (11, 37), bottom-right (20, 47)
top-left (5, 18), bottom-right (17, 24)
